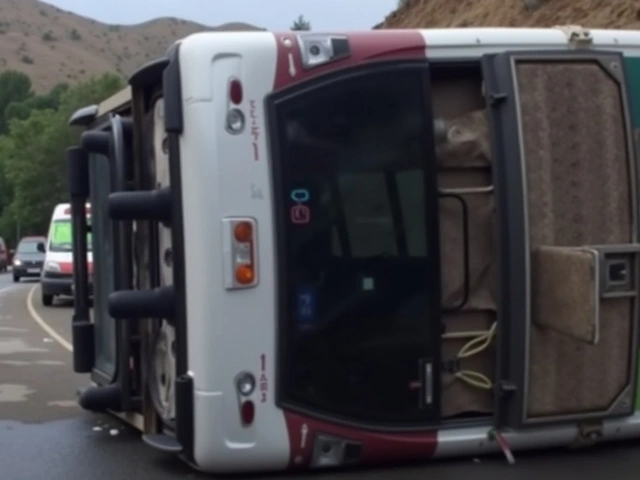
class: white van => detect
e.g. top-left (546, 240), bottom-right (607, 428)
top-left (40, 203), bottom-right (92, 306)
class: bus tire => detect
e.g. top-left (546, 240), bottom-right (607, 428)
top-left (41, 293), bottom-right (53, 306)
top-left (12, 274), bottom-right (19, 283)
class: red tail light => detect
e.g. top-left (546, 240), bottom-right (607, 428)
top-left (241, 400), bottom-right (255, 426)
top-left (229, 78), bottom-right (243, 105)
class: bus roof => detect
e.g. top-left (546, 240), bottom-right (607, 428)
top-left (97, 86), bottom-right (131, 116)
top-left (68, 85), bottom-right (131, 127)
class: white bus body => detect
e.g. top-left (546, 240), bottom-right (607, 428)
top-left (69, 26), bottom-right (640, 474)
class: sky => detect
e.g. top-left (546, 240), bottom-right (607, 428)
top-left (41, 0), bottom-right (398, 30)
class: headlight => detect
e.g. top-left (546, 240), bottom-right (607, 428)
top-left (13, 259), bottom-right (21, 266)
top-left (44, 261), bottom-right (61, 272)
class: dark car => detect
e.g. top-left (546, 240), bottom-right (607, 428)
top-left (12, 236), bottom-right (46, 282)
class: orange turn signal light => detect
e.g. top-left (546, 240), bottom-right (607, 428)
top-left (236, 264), bottom-right (255, 284)
top-left (234, 221), bottom-right (253, 243)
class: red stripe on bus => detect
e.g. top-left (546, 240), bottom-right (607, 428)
top-left (273, 30), bottom-right (427, 91)
top-left (284, 410), bottom-right (437, 469)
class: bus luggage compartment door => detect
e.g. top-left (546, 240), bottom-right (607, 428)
top-left (482, 50), bottom-right (640, 428)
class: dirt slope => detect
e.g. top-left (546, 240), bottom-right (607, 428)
top-left (379, 0), bottom-right (640, 29)
top-left (0, 0), bottom-right (263, 92)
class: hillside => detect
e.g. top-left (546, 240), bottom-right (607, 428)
top-left (379, 0), bottom-right (640, 29)
top-left (0, 0), bottom-right (263, 92)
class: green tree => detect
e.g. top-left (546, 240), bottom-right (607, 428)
top-left (4, 82), bottom-right (69, 124)
top-left (0, 70), bottom-right (33, 135)
top-left (1, 108), bottom-right (64, 235)
top-left (291, 15), bottom-right (311, 31)
top-left (0, 73), bottom-right (124, 240)
top-left (56, 72), bottom-right (122, 119)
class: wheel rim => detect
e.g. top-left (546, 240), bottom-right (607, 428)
top-left (151, 321), bottom-right (176, 423)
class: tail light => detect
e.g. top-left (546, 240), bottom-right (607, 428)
top-left (226, 77), bottom-right (245, 134)
top-left (223, 218), bottom-right (258, 290)
top-left (229, 78), bottom-right (243, 105)
top-left (241, 400), bottom-right (255, 426)
top-left (235, 371), bottom-right (256, 427)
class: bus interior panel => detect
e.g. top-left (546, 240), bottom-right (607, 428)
top-left (431, 66), bottom-right (495, 420)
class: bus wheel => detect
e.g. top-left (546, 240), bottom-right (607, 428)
top-left (149, 320), bottom-right (176, 430)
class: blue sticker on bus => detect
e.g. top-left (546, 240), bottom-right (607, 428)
top-left (297, 285), bottom-right (317, 325)
top-left (290, 188), bottom-right (310, 203)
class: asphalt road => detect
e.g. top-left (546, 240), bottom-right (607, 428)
top-left (2, 274), bottom-right (640, 479)
top-left (0, 277), bottom-right (81, 422)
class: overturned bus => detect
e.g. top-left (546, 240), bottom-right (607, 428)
top-left (66, 26), bottom-right (640, 474)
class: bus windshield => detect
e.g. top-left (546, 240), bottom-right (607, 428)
top-left (274, 66), bottom-right (440, 424)
top-left (49, 219), bottom-right (92, 252)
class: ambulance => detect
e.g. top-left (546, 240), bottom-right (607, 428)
top-left (40, 203), bottom-right (92, 306)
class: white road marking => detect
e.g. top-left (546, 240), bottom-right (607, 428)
top-left (26, 285), bottom-right (72, 352)
top-left (0, 360), bottom-right (64, 366)
top-left (36, 360), bottom-right (65, 366)
top-left (47, 400), bottom-right (78, 407)
top-left (0, 383), bottom-right (35, 402)
top-left (0, 285), bottom-right (20, 296)
top-left (25, 284), bottom-right (145, 429)
top-left (0, 327), bottom-right (28, 333)
top-left (0, 338), bottom-right (48, 354)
